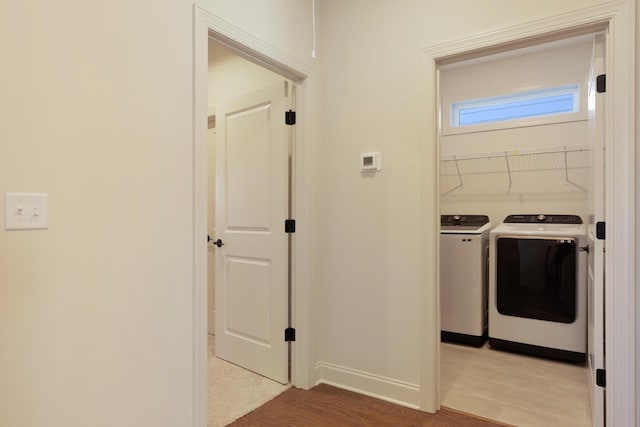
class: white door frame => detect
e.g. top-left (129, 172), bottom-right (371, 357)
top-left (420, 2), bottom-right (636, 423)
top-left (193, 6), bottom-right (316, 426)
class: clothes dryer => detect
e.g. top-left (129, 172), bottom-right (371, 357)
top-left (489, 214), bottom-right (587, 362)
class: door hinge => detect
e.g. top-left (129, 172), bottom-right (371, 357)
top-left (284, 327), bottom-right (296, 342)
top-left (596, 368), bottom-right (606, 387)
top-left (285, 219), bottom-right (296, 233)
top-left (596, 221), bottom-right (606, 240)
top-left (285, 110), bottom-right (296, 125)
top-left (596, 74), bottom-right (606, 93)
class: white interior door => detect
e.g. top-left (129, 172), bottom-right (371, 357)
top-left (587, 33), bottom-right (606, 427)
top-left (214, 82), bottom-right (290, 384)
top-left (207, 119), bottom-right (216, 335)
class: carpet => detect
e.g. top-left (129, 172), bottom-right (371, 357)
top-left (208, 335), bottom-right (291, 427)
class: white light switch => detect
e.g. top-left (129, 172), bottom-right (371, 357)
top-left (5, 193), bottom-right (48, 230)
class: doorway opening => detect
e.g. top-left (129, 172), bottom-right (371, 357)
top-left (193, 9), bottom-right (314, 423)
top-left (435, 31), bottom-right (606, 427)
top-left (421, 6), bottom-right (637, 420)
top-left (205, 38), bottom-right (297, 425)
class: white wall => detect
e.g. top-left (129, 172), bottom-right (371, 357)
top-left (316, 0), bottom-right (617, 409)
top-left (439, 38), bottom-right (593, 225)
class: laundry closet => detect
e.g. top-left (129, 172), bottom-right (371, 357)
top-left (437, 34), bottom-right (601, 427)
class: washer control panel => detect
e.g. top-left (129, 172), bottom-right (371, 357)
top-left (441, 215), bottom-right (490, 227)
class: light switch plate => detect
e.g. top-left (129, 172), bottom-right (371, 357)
top-left (5, 192), bottom-right (48, 230)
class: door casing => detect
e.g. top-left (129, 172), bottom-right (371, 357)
top-left (193, 6), bottom-right (315, 427)
top-left (422, 2), bottom-right (636, 423)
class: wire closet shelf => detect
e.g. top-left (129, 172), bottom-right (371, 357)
top-left (440, 145), bottom-right (590, 195)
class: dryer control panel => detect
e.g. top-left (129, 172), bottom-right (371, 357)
top-left (504, 214), bottom-right (583, 224)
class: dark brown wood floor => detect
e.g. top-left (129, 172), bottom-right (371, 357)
top-left (229, 383), bottom-right (512, 426)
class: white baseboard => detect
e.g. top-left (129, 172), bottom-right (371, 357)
top-left (315, 361), bottom-right (421, 409)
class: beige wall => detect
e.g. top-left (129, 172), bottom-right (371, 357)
top-left (0, 1), bottom-right (314, 426)
top-left (316, 0), bottom-right (617, 407)
top-left (0, 0), bottom-right (632, 423)
top-left (0, 1), bottom-right (194, 425)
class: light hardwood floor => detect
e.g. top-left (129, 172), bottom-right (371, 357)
top-left (441, 342), bottom-right (592, 427)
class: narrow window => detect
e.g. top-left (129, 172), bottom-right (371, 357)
top-left (451, 84), bottom-right (580, 127)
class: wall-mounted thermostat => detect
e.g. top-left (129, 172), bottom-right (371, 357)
top-left (360, 152), bottom-right (381, 172)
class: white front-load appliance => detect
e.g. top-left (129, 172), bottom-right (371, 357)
top-left (489, 214), bottom-right (587, 362)
top-left (440, 215), bottom-right (491, 347)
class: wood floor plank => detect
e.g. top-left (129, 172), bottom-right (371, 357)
top-left (440, 342), bottom-right (592, 427)
top-left (230, 384), bottom-right (511, 426)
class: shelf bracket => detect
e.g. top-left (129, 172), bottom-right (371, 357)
top-left (442, 155), bottom-right (463, 195)
top-left (564, 146), bottom-right (587, 192)
top-left (504, 152), bottom-right (512, 191)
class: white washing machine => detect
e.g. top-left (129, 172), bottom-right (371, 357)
top-left (488, 214), bottom-right (587, 362)
top-left (440, 215), bottom-right (491, 346)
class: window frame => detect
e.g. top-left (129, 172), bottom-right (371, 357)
top-left (441, 83), bottom-right (588, 136)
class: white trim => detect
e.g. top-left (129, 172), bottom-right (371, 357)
top-left (291, 74), bottom-right (317, 390)
top-left (193, 6), bottom-right (315, 426)
top-left (193, 8), bottom-right (209, 427)
top-left (637, 1), bottom-right (640, 422)
top-left (444, 84), bottom-right (585, 135)
top-left (426, 3), bottom-right (614, 63)
top-left (315, 362), bottom-right (421, 409)
top-left (203, 13), bottom-right (312, 82)
top-left (420, 1), bottom-right (636, 424)
top-left (603, 3), bottom-right (636, 425)
top-left (418, 46), bottom-right (440, 413)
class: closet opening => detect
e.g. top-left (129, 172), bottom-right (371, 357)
top-left (436, 32), bottom-right (604, 427)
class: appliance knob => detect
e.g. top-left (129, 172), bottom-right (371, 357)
top-left (537, 214), bottom-right (546, 222)
top-left (453, 215), bottom-right (461, 221)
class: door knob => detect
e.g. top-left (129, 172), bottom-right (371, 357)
top-left (213, 238), bottom-right (224, 248)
